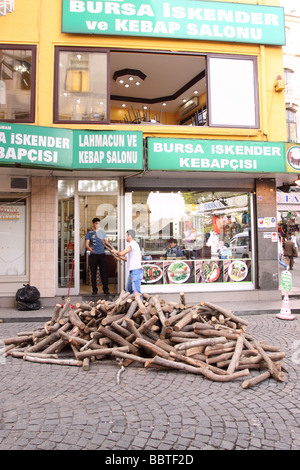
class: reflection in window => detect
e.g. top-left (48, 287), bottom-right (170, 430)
top-left (58, 180), bottom-right (75, 289)
top-left (129, 191), bottom-right (252, 260)
top-left (0, 46), bottom-right (35, 122)
top-left (55, 48), bottom-right (108, 123)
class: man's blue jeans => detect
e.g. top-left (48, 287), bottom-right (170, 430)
top-left (126, 268), bottom-right (144, 294)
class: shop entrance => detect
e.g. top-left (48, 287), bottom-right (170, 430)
top-left (57, 179), bottom-right (120, 297)
top-left (79, 188), bottom-right (119, 295)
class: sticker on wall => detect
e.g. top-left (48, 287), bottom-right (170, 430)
top-left (286, 145), bottom-right (300, 173)
top-left (257, 217), bottom-right (276, 229)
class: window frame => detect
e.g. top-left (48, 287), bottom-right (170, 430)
top-left (53, 46), bottom-right (110, 125)
top-left (207, 53), bottom-right (260, 129)
top-left (0, 44), bottom-right (36, 123)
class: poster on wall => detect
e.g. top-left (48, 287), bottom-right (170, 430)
top-left (0, 205), bottom-right (26, 276)
top-left (196, 260), bottom-right (223, 283)
top-left (164, 260), bottom-right (194, 285)
top-left (224, 259), bottom-right (252, 283)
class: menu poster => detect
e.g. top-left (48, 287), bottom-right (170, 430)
top-left (163, 260), bottom-right (194, 285)
top-left (224, 259), bottom-right (252, 283)
top-left (142, 262), bottom-right (164, 285)
top-left (196, 260), bottom-right (223, 283)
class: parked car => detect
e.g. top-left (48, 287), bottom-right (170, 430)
top-left (229, 231), bottom-right (250, 258)
top-left (219, 230), bottom-right (250, 259)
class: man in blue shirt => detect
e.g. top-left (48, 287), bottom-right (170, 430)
top-left (85, 217), bottom-right (110, 295)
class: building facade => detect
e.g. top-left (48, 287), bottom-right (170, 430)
top-left (0, 0), bottom-right (296, 305)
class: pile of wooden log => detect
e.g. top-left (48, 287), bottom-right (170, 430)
top-left (0, 291), bottom-right (287, 389)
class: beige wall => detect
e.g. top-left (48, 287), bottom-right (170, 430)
top-left (30, 177), bottom-right (56, 298)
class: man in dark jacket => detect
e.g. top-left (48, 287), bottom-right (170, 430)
top-left (283, 235), bottom-right (298, 270)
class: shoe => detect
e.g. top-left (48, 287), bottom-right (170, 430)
top-left (103, 289), bottom-right (110, 295)
top-left (92, 290), bottom-right (98, 295)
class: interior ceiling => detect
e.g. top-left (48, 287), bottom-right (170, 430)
top-left (110, 51), bottom-right (206, 114)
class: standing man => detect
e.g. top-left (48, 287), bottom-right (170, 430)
top-left (85, 217), bottom-right (110, 295)
top-left (113, 230), bottom-right (143, 294)
top-left (283, 235), bottom-right (298, 271)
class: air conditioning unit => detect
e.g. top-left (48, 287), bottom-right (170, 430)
top-left (179, 96), bottom-right (199, 116)
top-left (9, 176), bottom-right (30, 191)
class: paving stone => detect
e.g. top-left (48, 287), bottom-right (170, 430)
top-left (0, 315), bottom-right (300, 450)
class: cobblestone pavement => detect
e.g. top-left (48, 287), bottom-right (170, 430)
top-left (0, 314), bottom-right (300, 451)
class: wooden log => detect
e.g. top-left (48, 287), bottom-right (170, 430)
top-left (134, 293), bottom-right (147, 314)
top-left (76, 345), bottom-right (130, 360)
top-left (194, 328), bottom-right (239, 341)
top-left (201, 301), bottom-right (249, 327)
top-left (82, 357), bottom-right (90, 371)
top-left (185, 345), bottom-right (206, 357)
top-left (227, 334), bottom-right (244, 375)
top-left (69, 309), bottom-right (90, 333)
top-left (111, 350), bottom-right (148, 364)
top-left (133, 337), bottom-right (170, 359)
top-left (180, 292), bottom-right (186, 306)
top-left (175, 336), bottom-right (227, 351)
top-left (124, 318), bottom-right (143, 340)
top-left (193, 322), bottom-right (214, 331)
top-left (98, 325), bottom-right (138, 355)
top-left (205, 341), bottom-right (236, 355)
top-left (50, 304), bottom-right (62, 326)
top-left (24, 355), bottom-right (82, 366)
top-left (101, 313), bottom-right (125, 326)
top-left (170, 351), bottom-right (228, 375)
top-left (253, 341), bottom-right (286, 382)
top-left (121, 300), bottom-right (138, 326)
top-left (165, 307), bottom-right (194, 327)
top-left (145, 355), bottom-right (250, 382)
top-left (242, 371), bottom-right (271, 389)
top-left (173, 309), bottom-right (198, 332)
top-left (2, 335), bottom-right (33, 345)
top-left (25, 322), bottom-right (71, 353)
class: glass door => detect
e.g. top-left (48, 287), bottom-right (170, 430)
top-left (78, 180), bottom-right (119, 295)
top-left (57, 180), bottom-right (76, 294)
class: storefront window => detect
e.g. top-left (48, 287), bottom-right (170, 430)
top-left (128, 190), bottom-right (253, 288)
top-left (0, 198), bottom-right (26, 276)
top-left (0, 45), bottom-right (36, 122)
top-left (110, 51), bottom-right (258, 128)
top-left (54, 47), bottom-right (109, 123)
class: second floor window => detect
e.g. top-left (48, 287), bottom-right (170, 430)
top-left (0, 45), bottom-right (36, 122)
top-left (53, 47), bottom-right (109, 124)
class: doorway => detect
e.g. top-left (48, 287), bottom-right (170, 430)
top-left (79, 189), bottom-right (119, 295)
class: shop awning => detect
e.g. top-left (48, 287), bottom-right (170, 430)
top-left (278, 204), bottom-right (300, 211)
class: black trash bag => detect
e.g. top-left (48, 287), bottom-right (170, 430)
top-left (16, 284), bottom-right (40, 302)
top-left (16, 300), bottom-right (41, 311)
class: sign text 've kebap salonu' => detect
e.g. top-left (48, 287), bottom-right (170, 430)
top-left (62, 0), bottom-right (285, 45)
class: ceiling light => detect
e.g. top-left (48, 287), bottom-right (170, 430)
top-left (163, 103), bottom-right (167, 106)
top-left (194, 90), bottom-right (199, 94)
top-left (113, 68), bottom-right (146, 88)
